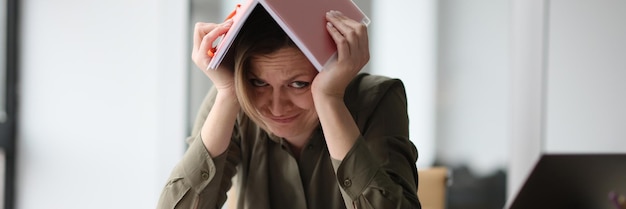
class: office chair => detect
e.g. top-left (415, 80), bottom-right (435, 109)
top-left (417, 167), bottom-right (450, 209)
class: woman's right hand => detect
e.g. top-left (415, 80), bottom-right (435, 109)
top-left (192, 20), bottom-right (235, 94)
top-left (192, 20), bottom-right (241, 158)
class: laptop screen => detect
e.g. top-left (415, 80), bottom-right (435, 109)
top-left (509, 154), bottom-right (626, 209)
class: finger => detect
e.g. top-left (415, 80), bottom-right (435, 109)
top-left (327, 10), bottom-right (363, 27)
top-left (326, 13), bottom-right (366, 58)
top-left (326, 11), bottom-right (369, 61)
top-left (325, 11), bottom-right (361, 37)
top-left (343, 20), bottom-right (368, 47)
top-left (193, 22), bottom-right (215, 52)
top-left (326, 21), bottom-right (351, 61)
top-left (195, 20), bottom-right (234, 64)
top-left (326, 12), bottom-right (369, 75)
top-left (192, 20), bottom-right (233, 53)
top-left (352, 23), bottom-right (369, 60)
top-left (336, 13), bottom-right (365, 29)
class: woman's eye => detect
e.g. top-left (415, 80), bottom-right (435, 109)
top-left (250, 79), bottom-right (268, 87)
top-left (289, 81), bottom-right (310, 89)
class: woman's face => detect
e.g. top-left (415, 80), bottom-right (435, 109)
top-left (248, 47), bottom-right (319, 140)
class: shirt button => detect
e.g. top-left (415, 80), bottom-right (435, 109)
top-left (343, 179), bottom-right (352, 187)
top-left (201, 172), bottom-right (210, 180)
top-left (307, 144), bottom-right (314, 150)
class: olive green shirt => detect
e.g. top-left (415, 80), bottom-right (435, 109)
top-left (158, 73), bottom-right (421, 209)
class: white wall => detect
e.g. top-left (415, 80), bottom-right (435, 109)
top-left (434, 0), bottom-right (510, 175)
top-left (545, 0), bottom-right (626, 153)
top-left (370, 0), bottom-right (437, 168)
top-left (508, 0), bottom-right (626, 205)
top-left (188, 0), bottom-right (220, 132)
top-left (508, 0), bottom-right (546, 203)
top-left (17, 0), bottom-right (187, 208)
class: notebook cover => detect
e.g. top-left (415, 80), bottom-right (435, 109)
top-left (261, 0), bottom-right (370, 70)
top-left (207, 0), bottom-right (259, 70)
top-left (208, 0), bottom-right (369, 71)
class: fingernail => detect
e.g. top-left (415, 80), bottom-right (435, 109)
top-left (327, 10), bottom-right (337, 17)
top-left (223, 19), bottom-right (233, 27)
top-left (326, 22), bottom-right (333, 28)
top-left (332, 10), bottom-right (342, 16)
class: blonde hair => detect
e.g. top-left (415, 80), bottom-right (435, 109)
top-left (232, 6), bottom-right (297, 132)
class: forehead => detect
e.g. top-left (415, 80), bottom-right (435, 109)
top-left (249, 47), bottom-right (316, 77)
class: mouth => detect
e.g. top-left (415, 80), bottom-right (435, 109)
top-left (267, 114), bottom-right (299, 124)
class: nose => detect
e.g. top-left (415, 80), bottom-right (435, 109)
top-left (269, 87), bottom-right (289, 116)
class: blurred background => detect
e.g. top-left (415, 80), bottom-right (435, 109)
top-left (2, 0), bottom-right (625, 208)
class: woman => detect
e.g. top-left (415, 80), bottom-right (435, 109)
top-left (158, 7), bottom-right (421, 209)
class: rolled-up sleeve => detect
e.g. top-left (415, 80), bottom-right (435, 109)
top-left (333, 137), bottom-right (420, 209)
top-left (158, 135), bottom-right (230, 208)
top-left (158, 87), bottom-right (241, 209)
top-left (332, 78), bottom-right (421, 209)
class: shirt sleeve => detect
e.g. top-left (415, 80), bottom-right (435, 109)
top-left (332, 79), bottom-right (421, 209)
top-left (157, 87), bottom-right (241, 209)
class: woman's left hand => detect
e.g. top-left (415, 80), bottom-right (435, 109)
top-left (312, 10), bottom-right (370, 99)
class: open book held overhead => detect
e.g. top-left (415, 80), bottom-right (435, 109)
top-left (207, 0), bottom-right (370, 71)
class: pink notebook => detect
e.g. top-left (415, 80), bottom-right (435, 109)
top-left (207, 0), bottom-right (370, 71)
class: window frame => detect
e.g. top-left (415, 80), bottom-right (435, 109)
top-left (2, 0), bottom-right (18, 208)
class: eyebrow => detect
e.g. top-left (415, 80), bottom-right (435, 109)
top-left (285, 73), bottom-right (309, 81)
top-left (247, 71), bottom-right (310, 82)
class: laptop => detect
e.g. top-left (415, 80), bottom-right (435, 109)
top-left (509, 154), bottom-right (626, 209)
